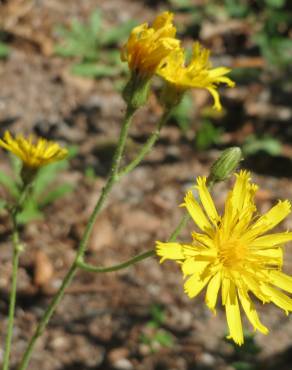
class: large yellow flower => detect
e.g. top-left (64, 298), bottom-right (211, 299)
top-left (0, 131), bottom-right (68, 169)
top-left (121, 12), bottom-right (179, 78)
top-left (156, 171), bottom-right (292, 345)
top-left (157, 42), bottom-right (235, 110)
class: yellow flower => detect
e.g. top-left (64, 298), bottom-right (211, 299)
top-left (121, 12), bottom-right (179, 78)
top-left (157, 42), bottom-right (235, 110)
top-left (156, 171), bottom-right (292, 345)
top-left (0, 131), bottom-right (68, 169)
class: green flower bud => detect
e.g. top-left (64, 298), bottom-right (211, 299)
top-left (159, 82), bottom-right (185, 110)
top-left (122, 72), bottom-right (151, 111)
top-left (207, 147), bottom-right (242, 186)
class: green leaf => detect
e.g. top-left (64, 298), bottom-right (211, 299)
top-left (16, 199), bottom-right (43, 224)
top-left (0, 169), bottom-right (19, 198)
top-left (242, 135), bottom-right (282, 156)
top-left (154, 330), bottom-right (174, 347)
top-left (0, 199), bottom-right (7, 210)
top-left (150, 305), bottom-right (165, 325)
top-left (32, 160), bottom-right (69, 199)
top-left (71, 62), bottom-right (118, 78)
top-left (0, 41), bottom-right (10, 58)
top-left (102, 20), bottom-right (137, 45)
top-left (89, 10), bottom-right (102, 35)
top-left (39, 183), bottom-right (74, 208)
top-left (265, 0), bottom-right (286, 8)
top-left (171, 93), bottom-right (194, 134)
top-left (232, 361), bottom-right (255, 370)
top-left (195, 120), bottom-right (223, 151)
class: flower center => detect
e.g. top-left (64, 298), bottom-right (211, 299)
top-left (218, 239), bottom-right (247, 268)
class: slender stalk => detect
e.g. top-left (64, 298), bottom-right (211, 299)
top-left (77, 212), bottom-right (191, 274)
top-left (18, 106), bottom-right (136, 370)
top-left (2, 183), bottom-right (31, 370)
top-left (76, 106), bottom-right (135, 259)
top-left (2, 230), bottom-right (21, 370)
top-left (77, 250), bottom-right (155, 273)
top-left (168, 213), bottom-right (190, 242)
top-left (16, 263), bottom-right (77, 370)
top-left (117, 110), bottom-right (172, 179)
top-left (17, 107), bottom-right (174, 370)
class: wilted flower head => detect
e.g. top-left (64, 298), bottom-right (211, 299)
top-left (0, 131), bottom-right (68, 169)
top-left (121, 12), bottom-right (179, 78)
top-left (158, 42), bottom-right (235, 110)
top-left (156, 171), bottom-right (292, 345)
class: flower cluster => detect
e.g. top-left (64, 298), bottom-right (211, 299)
top-left (121, 12), bottom-right (234, 110)
top-left (156, 171), bottom-right (292, 345)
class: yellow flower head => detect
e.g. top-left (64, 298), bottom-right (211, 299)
top-left (121, 12), bottom-right (179, 78)
top-left (0, 131), bottom-right (68, 169)
top-left (156, 171), bottom-right (292, 345)
top-left (157, 42), bottom-right (235, 110)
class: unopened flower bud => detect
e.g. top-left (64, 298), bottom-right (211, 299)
top-left (122, 73), bottom-right (151, 111)
top-left (207, 147), bottom-right (242, 186)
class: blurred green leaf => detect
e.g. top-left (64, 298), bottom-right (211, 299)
top-left (0, 199), bottom-right (7, 210)
top-left (16, 199), bottom-right (43, 224)
top-left (195, 120), bottom-right (223, 151)
top-left (242, 135), bottom-right (282, 156)
top-left (71, 62), bottom-right (118, 78)
top-left (55, 9), bottom-right (134, 78)
top-left (233, 361), bottom-right (256, 370)
top-left (0, 170), bottom-right (20, 198)
top-left (102, 19), bottom-right (137, 45)
top-left (33, 160), bottom-right (68, 199)
top-left (224, 0), bottom-right (250, 18)
top-left (89, 10), bottom-right (102, 35)
top-left (39, 183), bottom-right (74, 208)
top-left (0, 41), bottom-right (10, 59)
top-left (171, 93), bottom-right (194, 134)
top-left (154, 330), bottom-right (174, 347)
top-left (265, 0), bottom-right (286, 8)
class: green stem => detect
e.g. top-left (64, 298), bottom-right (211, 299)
top-left (2, 183), bottom-right (31, 370)
top-left (76, 106), bottom-right (135, 259)
top-left (168, 213), bottom-right (190, 242)
top-left (117, 110), bottom-right (172, 179)
top-left (2, 230), bottom-right (21, 370)
top-left (77, 250), bottom-right (155, 273)
top-left (17, 106), bottom-right (136, 370)
top-left (16, 263), bottom-right (77, 370)
top-left (17, 107), bottom-right (174, 370)
top-left (77, 212), bottom-right (190, 274)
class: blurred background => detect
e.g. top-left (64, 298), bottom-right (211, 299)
top-left (0, 0), bottom-right (292, 369)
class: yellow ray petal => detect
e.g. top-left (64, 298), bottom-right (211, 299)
top-left (196, 176), bottom-right (220, 225)
top-left (182, 190), bottom-right (213, 234)
top-left (182, 259), bottom-right (209, 277)
top-left (225, 282), bottom-right (244, 345)
top-left (192, 232), bottom-right (215, 248)
top-left (238, 289), bottom-right (269, 334)
top-left (250, 232), bottom-right (292, 249)
top-left (231, 170), bottom-right (251, 212)
top-left (251, 201), bottom-right (291, 236)
top-left (184, 273), bottom-right (211, 298)
top-left (205, 271), bottom-right (221, 312)
top-left (260, 284), bottom-right (292, 314)
top-left (155, 241), bottom-right (185, 262)
top-left (269, 271), bottom-right (292, 294)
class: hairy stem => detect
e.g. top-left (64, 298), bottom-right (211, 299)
top-left (17, 106), bottom-right (175, 370)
